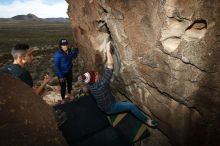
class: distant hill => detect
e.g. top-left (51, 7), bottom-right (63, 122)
top-left (0, 18), bottom-right (11, 22)
top-left (11, 13), bottom-right (42, 21)
top-left (0, 14), bottom-right (69, 22)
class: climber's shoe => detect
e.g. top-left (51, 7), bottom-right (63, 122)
top-left (145, 119), bottom-right (159, 128)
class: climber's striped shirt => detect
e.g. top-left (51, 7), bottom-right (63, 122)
top-left (88, 68), bottom-right (116, 113)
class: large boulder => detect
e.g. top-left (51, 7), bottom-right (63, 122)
top-left (67, 0), bottom-right (220, 146)
top-left (0, 74), bottom-right (67, 146)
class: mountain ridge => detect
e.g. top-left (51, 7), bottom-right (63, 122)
top-left (0, 13), bottom-right (69, 22)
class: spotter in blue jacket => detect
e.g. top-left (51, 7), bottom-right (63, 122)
top-left (54, 48), bottom-right (79, 78)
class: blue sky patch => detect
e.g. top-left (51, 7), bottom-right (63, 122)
top-left (0, 0), bottom-right (68, 18)
top-left (0, 0), bottom-right (14, 5)
top-left (0, 0), bottom-right (65, 5)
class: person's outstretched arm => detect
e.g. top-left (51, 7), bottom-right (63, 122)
top-left (33, 74), bottom-right (51, 95)
top-left (98, 42), bottom-right (114, 87)
top-left (106, 42), bottom-right (113, 69)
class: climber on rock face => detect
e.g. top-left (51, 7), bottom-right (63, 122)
top-left (78, 42), bottom-right (158, 128)
top-left (1, 43), bottom-right (51, 95)
top-left (54, 39), bottom-right (79, 104)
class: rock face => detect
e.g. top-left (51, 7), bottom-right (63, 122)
top-left (0, 74), bottom-right (67, 146)
top-left (67, 0), bottom-right (220, 146)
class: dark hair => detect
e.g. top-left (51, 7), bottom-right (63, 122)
top-left (94, 53), bottom-right (105, 75)
top-left (11, 43), bottom-right (29, 59)
top-left (59, 39), bottom-right (68, 48)
top-left (94, 64), bottom-right (104, 75)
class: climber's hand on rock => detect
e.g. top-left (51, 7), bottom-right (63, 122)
top-left (105, 41), bottom-right (114, 69)
top-left (106, 41), bottom-right (114, 55)
top-left (106, 42), bottom-right (111, 52)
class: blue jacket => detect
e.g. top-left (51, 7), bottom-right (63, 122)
top-left (54, 48), bottom-right (79, 78)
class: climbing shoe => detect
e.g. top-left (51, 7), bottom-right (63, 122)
top-left (146, 119), bottom-right (159, 128)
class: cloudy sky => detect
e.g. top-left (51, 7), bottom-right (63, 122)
top-left (0, 0), bottom-right (68, 18)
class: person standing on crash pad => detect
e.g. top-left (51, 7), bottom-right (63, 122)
top-left (54, 39), bottom-right (79, 104)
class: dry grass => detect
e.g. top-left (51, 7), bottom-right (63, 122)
top-left (0, 21), bottom-right (74, 54)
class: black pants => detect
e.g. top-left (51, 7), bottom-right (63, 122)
top-left (59, 72), bottom-right (73, 99)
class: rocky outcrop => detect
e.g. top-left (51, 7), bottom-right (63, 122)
top-left (0, 74), bottom-right (67, 146)
top-left (67, 0), bottom-right (220, 146)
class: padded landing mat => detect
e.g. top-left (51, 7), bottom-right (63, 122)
top-left (109, 112), bottom-right (150, 143)
top-left (53, 95), bottom-right (131, 146)
top-left (53, 95), bottom-right (109, 143)
top-left (72, 127), bottom-right (130, 146)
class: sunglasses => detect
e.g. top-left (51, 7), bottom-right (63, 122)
top-left (61, 43), bottom-right (68, 46)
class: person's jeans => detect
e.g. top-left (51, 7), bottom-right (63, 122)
top-left (108, 101), bottom-right (149, 123)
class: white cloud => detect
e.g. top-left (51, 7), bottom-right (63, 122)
top-left (0, 0), bottom-right (68, 18)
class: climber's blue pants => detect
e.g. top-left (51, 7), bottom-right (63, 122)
top-left (108, 101), bottom-right (149, 122)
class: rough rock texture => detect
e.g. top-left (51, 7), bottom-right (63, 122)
top-left (0, 74), bottom-right (67, 146)
top-left (67, 0), bottom-right (220, 146)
